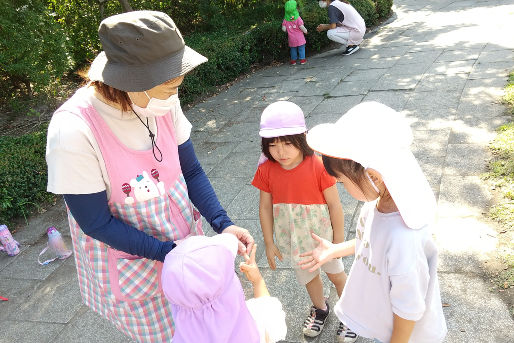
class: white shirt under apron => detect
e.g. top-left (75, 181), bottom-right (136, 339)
top-left (46, 86), bottom-right (192, 196)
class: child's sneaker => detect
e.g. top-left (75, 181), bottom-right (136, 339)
top-left (342, 45), bottom-right (359, 56)
top-left (290, 60), bottom-right (297, 65)
top-left (302, 302), bottom-right (329, 337)
top-left (336, 321), bottom-right (358, 343)
top-left (300, 59), bottom-right (307, 65)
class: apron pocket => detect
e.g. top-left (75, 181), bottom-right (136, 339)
top-left (107, 248), bottom-right (163, 302)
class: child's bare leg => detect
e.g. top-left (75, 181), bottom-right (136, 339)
top-left (326, 271), bottom-right (347, 297)
top-left (305, 274), bottom-right (326, 309)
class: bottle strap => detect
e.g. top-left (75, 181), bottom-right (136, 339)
top-left (38, 244), bottom-right (59, 265)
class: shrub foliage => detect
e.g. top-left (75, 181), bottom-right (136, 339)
top-left (0, 130), bottom-right (56, 226)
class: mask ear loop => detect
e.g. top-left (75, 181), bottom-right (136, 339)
top-left (128, 92), bottom-right (163, 163)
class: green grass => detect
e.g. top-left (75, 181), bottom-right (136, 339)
top-left (485, 71), bottom-right (514, 289)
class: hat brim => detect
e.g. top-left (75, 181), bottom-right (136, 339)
top-left (88, 45), bottom-right (207, 92)
top-left (259, 127), bottom-right (307, 138)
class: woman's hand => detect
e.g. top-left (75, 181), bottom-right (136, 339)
top-left (223, 225), bottom-right (254, 255)
top-left (239, 244), bottom-right (262, 284)
top-left (298, 232), bottom-right (335, 272)
top-left (316, 24), bottom-right (325, 32)
top-left (265, 243), bottom-right (283, 270)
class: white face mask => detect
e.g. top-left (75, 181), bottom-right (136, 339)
top-left (318, 1), bottom-right (328, 8)
top-left (130, 91), bottom-right (178, 117)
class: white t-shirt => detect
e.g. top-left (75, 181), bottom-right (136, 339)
top-left (246, 296), bottom-right (287, 343)
top-left (335, 202), bottom-right (447, 343)
top-left (46, 87), bottom-right (192, 197)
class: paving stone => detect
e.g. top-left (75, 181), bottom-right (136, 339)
top-left (439, 273), bottom-right (514, 343)
top-left (191, 140), bottom-right (238, 168)
top-left (425, 60), bottom-right (476, 75)
top-left (456, 97), bottom-right (508, 119)
top-left (329, 80), bottom-right (372, 96)
top-left (405, 89), bottom-right (462, 109)
top-left (468, 60), bottom-right (513, 79)
top-left (476, 49), bottom-right (514, 63)
top-left (313, 96), bottom-right (364, 114)
top-left (415, 73), bottom-right (468, 92)
top-left (208, 176), bottom-right (247, 209)
top-left (288, 95), bottom-right (325, 116)
top-left (0, 278), bottom-right (40, 322)
top-left (434, 49), bottom-right (481, 62)
top-left (0, 320), bottom-right (65, 343)
top-left (448, 115), bottom-right (510, 144)
top-left (362, 90), bottom-right (412, 111)
top-left (437, 175), bottom-right (492, 219)
top-left (444, 144), bottom-right (491, 176)
top-left (207, 150), bottom-right (259, 179)
top-left (395, 50), bottom-right (441, 65)
top-left (352, 56), bottom-right (400, 70)
top-left (461, 77), bottom-right (509, 100)
top-left (372, 73), bottom-right (422, 90)
top-left (10, 264), bottom-right (83, 323)
top-left (306, 112), bottom-right (348, 127)
top-left (54, 308), bottom-right (134, 343)
top-left (435, 216), bottom-right (499, 274)
top-left (343, 68), bottom-right (388, 81)
top-left (225, 184), bottom-right (260, 220)
top-left (386, 62), bottom-right (432, 76)
top-left (295, 77), bottom-right (342, 97)
top-left (402, 107), bottom-right (459, 131)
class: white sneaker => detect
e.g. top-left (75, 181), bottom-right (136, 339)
top-left (303, 302), bottom-right (330, 337)
top-left (336, 322), bottom-right (358, 343)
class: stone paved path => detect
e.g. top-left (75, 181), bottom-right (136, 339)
top-left (1, 0), bottom-right (513, 342)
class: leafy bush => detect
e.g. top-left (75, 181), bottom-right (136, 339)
top-left (374, 0), bottom-right (393, 18)
top-left (301, 4), bottom-right (331, 52)
top-left (180, 22), bottom-right (290, 104)
top-left (0, 129), bottom-right (56, 227)
top-left (0, 1), bottom-right (73, 97)
top-left (350, 0), bottom-right (379, 27)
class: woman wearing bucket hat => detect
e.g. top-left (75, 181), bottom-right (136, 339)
top-left (46, 10), bottom-right (253, 341)
top-left (299, 102), bottom-right (447, 343)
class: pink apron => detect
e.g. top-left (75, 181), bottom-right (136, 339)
top-left (58, 89), bottom-right (203, 342)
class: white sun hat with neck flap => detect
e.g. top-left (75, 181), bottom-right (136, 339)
top-left (306, 101), bottom-right (436, 230)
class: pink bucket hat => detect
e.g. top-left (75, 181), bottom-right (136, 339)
top-left (161, 234), bottom-right (260, 343)
top-left (259, 101), bottom-right (307, 138)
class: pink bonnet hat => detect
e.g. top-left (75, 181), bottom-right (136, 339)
top-left (161, 234), bottom-right (260, 343)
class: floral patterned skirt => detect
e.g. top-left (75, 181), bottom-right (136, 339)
top-left (273, 203), bottom-right (333, 264)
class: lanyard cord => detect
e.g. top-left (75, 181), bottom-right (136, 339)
top-left (130, 107), bottom-right (163, 162)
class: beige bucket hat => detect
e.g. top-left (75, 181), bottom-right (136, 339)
top-left (88, 10), bottom-right (207, 92)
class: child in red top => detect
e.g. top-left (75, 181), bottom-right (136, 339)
top-left (252, 101), bottom-right (357, 342)
top-left (282, 0), bottom-right (308, 65)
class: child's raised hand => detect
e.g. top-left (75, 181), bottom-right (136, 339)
top-left (265, 243), bottom-right (283, 270)
top-left (298, 232), bottom-right (334, 272)
top-left (239, 244), bottom-right (262, 284)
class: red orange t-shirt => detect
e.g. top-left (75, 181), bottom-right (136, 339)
top-left (252, 155), bottom-right (336, 204)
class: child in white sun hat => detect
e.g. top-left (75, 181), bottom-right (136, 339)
top-left (300, 101), bottom-right (447, 343)
top-left (252, 101), bottom-right (358, 342)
